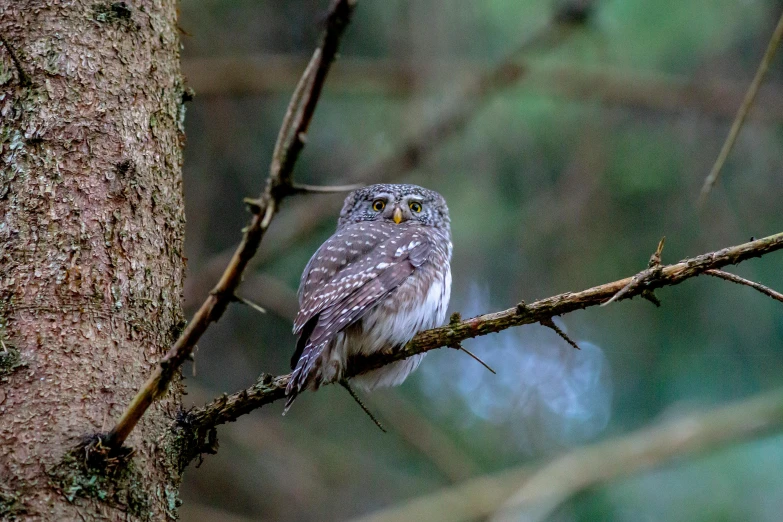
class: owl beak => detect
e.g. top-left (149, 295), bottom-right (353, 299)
top-left (392, 207), bottom-right (403, 224)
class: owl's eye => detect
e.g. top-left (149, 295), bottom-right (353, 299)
top-left (409, 201), bottom-right (423, 213)
top-left (372, 199), bottom-right (386, 212)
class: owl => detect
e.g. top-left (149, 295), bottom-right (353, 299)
top-left (285, 183), bottom-right (452, 412)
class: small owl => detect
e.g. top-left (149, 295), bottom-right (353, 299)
top-left (285, 183), bottom-right (452, 412)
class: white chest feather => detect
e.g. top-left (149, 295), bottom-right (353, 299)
top-left (358, 266), bottom-right (451, 355)
top-left (328, 265), bottom-right (452, 390)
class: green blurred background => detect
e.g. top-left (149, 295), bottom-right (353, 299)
top-left (176, 1), bottom-right (783, 520)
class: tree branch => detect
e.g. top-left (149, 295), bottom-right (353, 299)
top-left (705, 269), bottom-right (783, 304)
top-left (103, 0), bottom-right (357, 450)
top-left (180, 232), bottom-right (783, 447)
top-left (351, 386), bottom-right (783, 522)
top-left (697, 10), bottom-right (783, 205)
top-left (492, 386), bottom-right (783, 522)
top-left (183, 56), bottom-right (783, 122)
top-left (182, 4), bottom-right (593, 303)
top-left (289, 182), bottom-right (366, 194)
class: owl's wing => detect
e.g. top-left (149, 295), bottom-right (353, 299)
top-left (293, 223), bottom-right (386, 334)
top-left (286, 225), bottom-right (434, 408)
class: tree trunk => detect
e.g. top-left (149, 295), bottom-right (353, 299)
top-left (1, 1), bottom-right (186, 519)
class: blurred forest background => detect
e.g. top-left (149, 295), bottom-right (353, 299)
top-left (175, 1), bottom-right (783, 520)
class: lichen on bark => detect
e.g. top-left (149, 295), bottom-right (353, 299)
top-left (0, 0), bottom-right (188, 519)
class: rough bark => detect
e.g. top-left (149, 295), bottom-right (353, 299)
top-left (0, 1), bottom-right (186, 520)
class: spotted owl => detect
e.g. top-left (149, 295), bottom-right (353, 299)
top-left (285, 183), bottom-right (452, 412)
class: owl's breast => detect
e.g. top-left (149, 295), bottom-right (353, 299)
top-left (349, 261), bottom-right (452, 357)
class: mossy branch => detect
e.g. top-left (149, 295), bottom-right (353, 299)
top-left (180, 231), bottom-right (783, 454)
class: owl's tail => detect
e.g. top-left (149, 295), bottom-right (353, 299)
top-left (282, 391), bottom-right (298, 415)
top-left (283, 366), bottom-right (303, 415)
top-left (284, 337), bottom-right (326, 414)
top-left (283, 354), bottom-right (309, 415)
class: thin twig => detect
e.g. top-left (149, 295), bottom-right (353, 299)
top-left (103, 0), bottom-right (357, 451)
top-left (449, 313), bottom-right (497, 371)
top-left (289, 182), bottom-right (365, 194)
top-left (539, 318), bottom-right (580, 351)
top-left (232, 294), bottom-right (267, 315)
top-left (452, 344), bottom-right (496, 374)
top-left (341, 380), bottom-right (386, 433)
top-left (648, 236), bottom-right (665, 267)
top-left (181, 231), bottom-right (783, 448)
top-left (705, 269), bottom-right (783, 304)
top-left (185, 5), bottom-right (593, 292)
top-left (367, 392), bottom-right (482, 483)
top-left (698, 11), bottom-right (783, 205)
top-left (0, 34), bottom-right (32, 87)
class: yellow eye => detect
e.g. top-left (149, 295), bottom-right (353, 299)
top-left (372, 199), bottom-right (386, 212)
top-left (409, 201), bottom-right (422, 213)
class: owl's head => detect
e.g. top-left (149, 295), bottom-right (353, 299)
top-left (338, 183), bottom-right (450, 232)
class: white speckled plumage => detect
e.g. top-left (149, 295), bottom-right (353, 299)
top-left (285, 184), bottom-right (452, 412)
top-left (350, 265), bottom-right (451, 390)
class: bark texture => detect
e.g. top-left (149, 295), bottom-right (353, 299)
top-left (0, 1), bottom-right (186, 519)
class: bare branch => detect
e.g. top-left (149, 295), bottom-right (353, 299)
top-left (103, 0), bottom-right (357, 450)
top-left (182, 8), bottom-right (592, 302)
top-left (184, 57), bottom-right (783, 123)
top-left (492, 387), bottom-right (783, 521)
top-left (705, 269), bottom-right (783, 304)
top-left (352, 386), bottom-right (783, 522)
top-left (271, 49), bottom-right (321, 173)
top-left (289, 182), bottom-right (366, 194)
top-left (698, 10), bottom-right (783, 205)
top-left (181, 232), bottom-right (783, 446)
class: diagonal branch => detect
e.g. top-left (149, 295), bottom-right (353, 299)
top-left (103, 0), bottom-right (357, 450)
top-left (183, 3), bottom-right (593, 301)
top-left (261, 3), bottom-right (590, 257)
top-left (351, 386), bottom-right (783, 522)
top-left (697, 10), bottom-right (783, 205)
top-left (492, 386), bottom-right (783, 522)
top-left (179, 231), bottom-right (783, 454)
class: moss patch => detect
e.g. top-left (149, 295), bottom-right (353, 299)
top-left (49, 436), bottom-right (152, 521)
top-left (166, 411), bottom-right (218, 474)
top-left (0, 487), bottom-right (24, 519)
top-left (0, 330), bottom-right (24, 378)
top-left (92, 2), bottom-right (140, 29)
